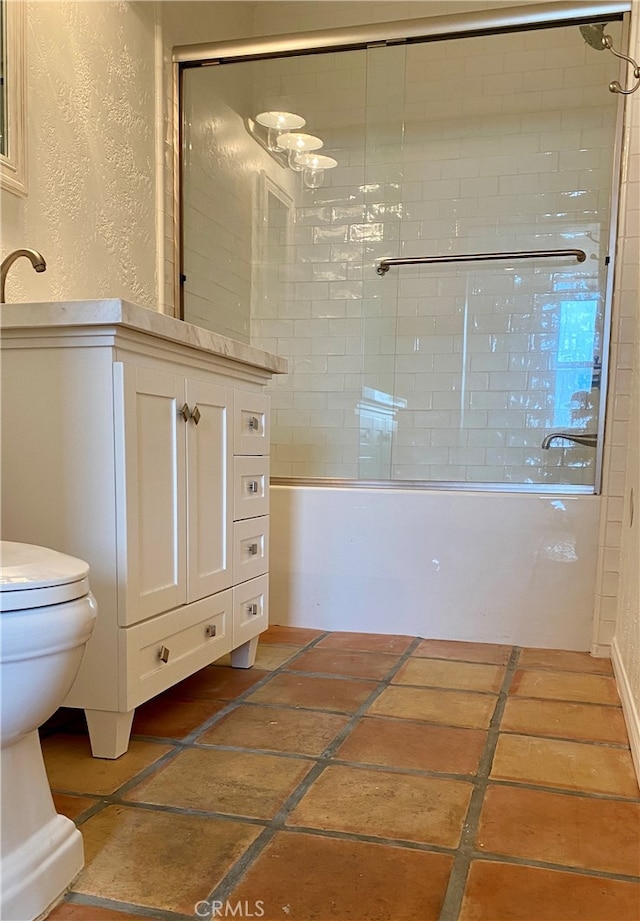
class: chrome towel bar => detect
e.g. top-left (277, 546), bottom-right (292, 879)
top-left (376, 248), bottom-right (587, 275)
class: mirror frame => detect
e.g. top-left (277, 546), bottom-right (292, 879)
top-left (0, 0), bottom-right (27, 197)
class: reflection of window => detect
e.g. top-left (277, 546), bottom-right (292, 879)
top-left (253, 172), bottom-right (293, 320)
top-left (557, 299), bottom-right (597, 363)
top-left (553, 299), bottom-right (597, 428)
top-left (358, 387), bottom-right (406, 478)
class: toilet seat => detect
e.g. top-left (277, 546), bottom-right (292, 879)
top-left (0, 541), bottom-right (90, 611)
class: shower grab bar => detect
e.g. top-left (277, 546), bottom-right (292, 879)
top-left (376, 249), bottom-right (587, 275)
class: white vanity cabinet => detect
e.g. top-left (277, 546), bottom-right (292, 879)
top-left (0, 300), bottom-right (286, 758)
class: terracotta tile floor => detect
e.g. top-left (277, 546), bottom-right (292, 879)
top-left (42, 627), bottom-right (640, 921)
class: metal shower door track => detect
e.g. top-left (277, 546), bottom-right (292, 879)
top-left (172, 1), bottom-right (630, 64)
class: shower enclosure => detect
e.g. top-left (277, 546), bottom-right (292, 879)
top-left (176, 3), bottom-right (627, 494)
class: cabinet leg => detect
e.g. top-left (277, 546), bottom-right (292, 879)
top-left (84, 709), bottom-right (135, 759)
top-left (230, 636), bottom-right (259, 669)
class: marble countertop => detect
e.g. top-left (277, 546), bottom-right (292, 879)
top-left (0, 298), bottom-right (287, 374)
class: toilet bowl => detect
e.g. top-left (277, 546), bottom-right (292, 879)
top-left (0, 541), bottom-right (97, 921)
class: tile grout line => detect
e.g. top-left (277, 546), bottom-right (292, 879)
top-left (437, 645), bottom-right (522, 921)
top-left (63, 890), bottom-right (192, 921)
top-left (453, 849), bottom-right (640, 884)
top-left (469, 776), bottom-right (640, 804)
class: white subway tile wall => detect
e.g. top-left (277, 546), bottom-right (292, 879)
top-left (183, 20), bottom-right (623, 485)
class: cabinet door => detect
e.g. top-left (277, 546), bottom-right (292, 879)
top-left (185, 377), bottom-right (232, 602)
top-left (117, 364), bottom-right (187, 624)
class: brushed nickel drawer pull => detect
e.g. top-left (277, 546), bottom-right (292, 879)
top-left (247, 542), bottom-right (259, 555)
top-left (206, 624), bottom-right (217, 638)
top-left (248, 416), bottom-right (260, 430)
top-left (190, 404), bottom-right (201, 425)
top-left (178, 403), bottom-right (190, 422)
top-left (247, 480), bottom-right (259, 493)
top-left (246, 603), bottom-right (258, 616)
top-left (158, 645), bottom-right (170, 663)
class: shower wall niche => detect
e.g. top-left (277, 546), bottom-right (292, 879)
top-left (181, 17), bottom-right (624, 490)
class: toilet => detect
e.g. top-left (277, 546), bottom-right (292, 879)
top-left (0, 541), bottom-right (97, 921)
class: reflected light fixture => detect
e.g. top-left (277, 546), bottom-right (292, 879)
top-left (247, 113), bottom-right (338, 186)
top-left (255, 111), bottom-right (306, 151)
top-left (277, 132), bottom-right (324, 170)
top-left (296, 153), bottom-right (338, 188)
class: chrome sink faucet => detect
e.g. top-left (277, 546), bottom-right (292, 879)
top-left (541, 432), bottom-right (598, 449)
top-left (0, 248), bottom-right (47, 303)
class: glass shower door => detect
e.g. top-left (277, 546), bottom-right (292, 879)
top-left (180, 17), bottom-right (622, 491)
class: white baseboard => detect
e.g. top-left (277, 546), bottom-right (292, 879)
top-left (611, 637), bottom-right (640, 786)
top-left (590, 642), bottom-right (612, 658)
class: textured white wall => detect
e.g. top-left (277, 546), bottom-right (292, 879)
top-left (1, 1), bottom-right (158, 306)
top-left (251, 0), bottom-right (492, 35)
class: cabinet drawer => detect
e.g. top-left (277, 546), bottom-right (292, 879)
top-left (124, 591), bottom-right (232, 707)
top-left (234, 390), bottom-right (270, 456)
top-left (233, 574), bottom-right (269, 648)
top-left (233, 456), bottom-right (269, 520)
top-left (233, 516), bottom-right (269, 584)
